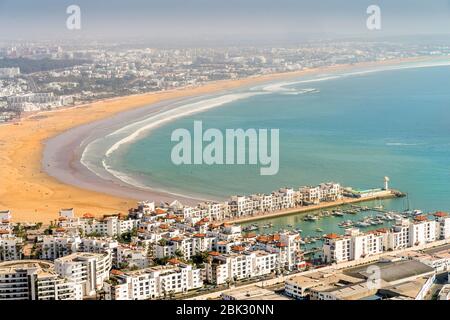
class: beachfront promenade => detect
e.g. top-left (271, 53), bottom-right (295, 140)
top-left (219, 190), bottom-right (400, 225)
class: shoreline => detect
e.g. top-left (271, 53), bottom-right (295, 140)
top-left (0, 56), bottom-right (443, 223)
top-left (221, 191), bottom-right (398, 225)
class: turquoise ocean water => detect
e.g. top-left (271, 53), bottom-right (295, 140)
top-left (99, 63), bottom-right (450, 238)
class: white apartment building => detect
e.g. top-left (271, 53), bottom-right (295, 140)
top-left (277, 188), bottom-right (296, 209)
top-left (0, 236), bottom-right (23, 261)
top-left (299, 186), bottom-right (321, 204)
top-left (199, 202), bottom-right (226, 221)
top-left (155, 233), bottom-right (215, 261)
top-left (0, 261), bottom-right (82, 300)
top-left (319, 183), bottom-right (343, 201)
top-left (80, 215), bottom-right (139, 237)
top-left (40, 235), bottom-right (118, 261)
top-left (323, 228), bottom-right (384, 264)
top-left (299, 183), bottom-right (342, 204)
top-left (434, 212), bottom-right (450, 240)
top-left (409, 216), bottom-right (437, 247)
top-left (228, 195), bottom-right (254, 217)
top-left (54, 252), bottom-right (111, 297)
top-left (386, 217), bottom-right (438, 250)
top-left (205, 250), bottom-right (277, 285)
top-left (254, 232), bottom-right (303, 270)
top-left (387, 218), bottom-right (410, 250)
top-left (137, 201), bottom-right (156, 214)
top-left (104, 263), bottom-right (202, 300)
top-left (210, 224), bottom-right (243, 242)
top-left (79, 237), bottom-right (119, 255)
top-left (41, 235), bottom-right (81, 260)
top-left (116, 245), bottom-right (149, 269)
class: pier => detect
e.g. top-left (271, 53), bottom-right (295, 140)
top-left (222, 189), bottom-right (403, 225)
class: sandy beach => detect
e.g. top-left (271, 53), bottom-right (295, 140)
top-left (0, 57), bottom-right (435, 223)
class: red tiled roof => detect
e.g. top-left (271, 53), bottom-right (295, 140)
top-left (231, 245), bottom-right (245, 252)
top-left (324, 233), bottom-right (340, 239)
top-left (276, 242), bottom-right (287, 248)
top-left (168, 258), bottom-right (180, 265)
top-left (434, 211), bottom-right (448, 218)
top-left (208, 251), bottom-right (220, 256)
top-left (414, 215), bottom-right (428, 222)
top-left (193, 233), bottom-right (206, 238)
top-left (256, 236), bottom-right (269, 243)
top-left (111, 269), bottom-right (124, 276)
top-left (82, 213), bottom-right (94, 219)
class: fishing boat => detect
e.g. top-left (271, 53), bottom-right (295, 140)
top-left (316, 228), bottom-right (324, 233)
top-left (304, 214), bottom-right (318, 221)
top-left (243, 225), bottom-right (259, 232)
top-left (356, 221), bottom-right (371, 228)
top-left (332, 211), bottom-right (344, 217)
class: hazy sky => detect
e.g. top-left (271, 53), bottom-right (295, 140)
top-left (1, 0), bottom-right (450, 43)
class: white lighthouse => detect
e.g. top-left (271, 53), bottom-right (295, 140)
top-left (384, 176), bottom-right (390, 191)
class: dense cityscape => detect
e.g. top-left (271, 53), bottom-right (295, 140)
top-left (1, 179), bottom-right (450, 300)
top-left (1, 40), bottom-right (450, 122)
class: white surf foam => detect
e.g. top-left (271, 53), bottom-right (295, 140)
top-left (80, 91), bottom-right (268, 193)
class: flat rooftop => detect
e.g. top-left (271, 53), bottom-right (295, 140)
top-left (222, 285), bottom-right (291, 301)
top-left (346, 260), bottom-right (435, 284)
top-left (313, 282), bottom-right (378, 300)
top-left (381, 277), bottom-right (430, 299)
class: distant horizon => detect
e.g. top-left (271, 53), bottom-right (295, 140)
top-left (1, 0), bottom-right (450, 44)
top-left (2, 33), bottom-right (450, 48)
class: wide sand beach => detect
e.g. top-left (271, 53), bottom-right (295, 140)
top-left (0, 57), bottom-right (433, 223)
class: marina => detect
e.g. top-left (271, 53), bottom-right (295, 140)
top-left (240, 196), bottom-right (431, 254)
